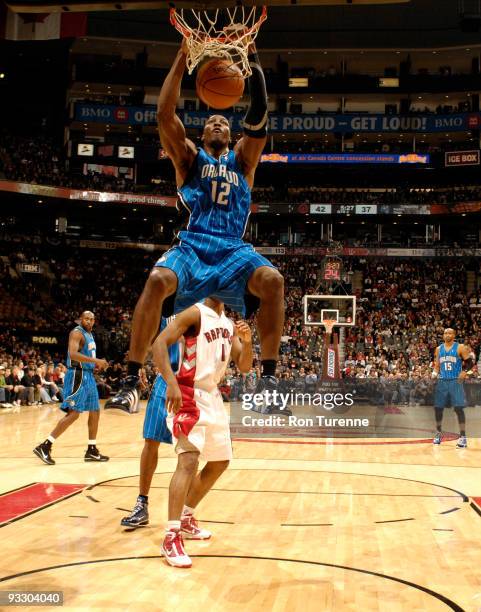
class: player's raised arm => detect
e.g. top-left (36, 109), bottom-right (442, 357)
top-left (230, 321), bottom-right (253, 374)
top-left (234, 41), bottom-right (268, 188)
top-left (157, 40), bottom-right (197, 185)
top-left (152, 306), bottom-right (200, 412)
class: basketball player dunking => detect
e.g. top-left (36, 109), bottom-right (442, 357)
top-left (432, 327), bottom-right (473, 448)
top-left (107, 38), bottom-right (284, 413)
top-left (122, 298), bottom-right (252, 568)
top-left (33, 311), bottom-right (109, 464)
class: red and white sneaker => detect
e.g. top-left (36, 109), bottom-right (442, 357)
top-left (161, 530), bottom-right (192, 568)
top-left (181, 514), bottom-right (212, 540)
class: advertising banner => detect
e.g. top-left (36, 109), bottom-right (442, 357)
top-left (261, 153), bottom-right (430, 164)
top-left (445, 150), bottom-right (480, 167)
top-left (0, 180), bottom-right (176, 207)
top-left (74, 103), bottom-right (481, 134)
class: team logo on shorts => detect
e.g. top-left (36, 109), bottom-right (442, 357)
top-left (69, 400), bottom-right (76, 407)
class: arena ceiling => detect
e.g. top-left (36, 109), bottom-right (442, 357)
top-left (4, 1), bottom-right (481, 50)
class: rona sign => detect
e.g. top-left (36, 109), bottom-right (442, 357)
top-left (32, 336), bottom-right (58, 345)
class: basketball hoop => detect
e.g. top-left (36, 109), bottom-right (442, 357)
top-left (170, 6), bottom-right (267, 77)
top-left (323, 320), bottom-right (336, 337)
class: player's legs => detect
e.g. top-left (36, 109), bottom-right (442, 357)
top-left (87, 410), bottom-right (100, 439)
top-left (433, 380), bottom-right (448, 444)
top-left (82, 375), bottom-right (108, 462)
top-left (453, 380), bottom-right (467, 447)
top-left (433, 407), bottom-right (444, 444)
top-left (140, 439), bottom-right (161, 496)
top-left (185, 460), bottom-right (229, 508)
top-left (180, 389), bottom-right (231, 539)
top-left (454, 407), bottom-right (467, 447)
top-left (168, 447), bottom-right (199, 520)
top-left (129, 267), bottom-right (178, 366)
top-left (162, 446), bottom-right (199, 568)
top-left (83, 411), bottom-right (108, 461)
top-left (122, 378), bottom-right (171, 528)
top-left (51, 409), bottom-right (81, 438)
top-left (454, 407), bottom-right (466, 434)
top-left (105, 266), bottom-right (177, 413)
top-left (247, 265), bottom-right (284, 368)
top-left (121, 439), bottom-right (160, 528)
top-left (33, 410), bottom-right (80, 464)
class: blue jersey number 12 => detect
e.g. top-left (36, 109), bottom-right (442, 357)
top-left (211, 181), bottom-right (230, 206)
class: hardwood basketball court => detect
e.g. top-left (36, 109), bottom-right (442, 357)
top-left (1, 402), bottom-right (480, 611)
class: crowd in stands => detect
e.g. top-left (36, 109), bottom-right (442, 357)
top-left (251, 185), bottom-right (481, 205)
top-left (221, 255), bottom-right (481, 405)
top-left (0, 331), bottom-right (159, 410)
top-left (0, 132), bottom-right (174, 195)
top-left (223, 258), bottom-right (481, 404)
top-left (2, 132), bottom-right (481, 207)
top-left (3, 228), bottom-right (481, 411)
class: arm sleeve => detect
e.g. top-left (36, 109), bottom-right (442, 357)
top-left (243, 52), bottom-right (268, 138)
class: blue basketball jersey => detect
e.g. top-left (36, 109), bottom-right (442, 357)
top-left (438, 342), bottom-right (462, 379)
top-left (67, 325), bottom-right (96, 370)
top-left (162, 315), bottom-right (180, 372)
top-left (177, 148), bottom-right (251, 239)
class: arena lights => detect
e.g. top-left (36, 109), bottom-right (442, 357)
top-left (0, 73), bottom-right (5, 79)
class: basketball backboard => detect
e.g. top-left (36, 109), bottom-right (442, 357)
top-left (304, 295), bottom-right (356, 327)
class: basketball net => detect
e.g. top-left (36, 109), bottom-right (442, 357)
top-left (170, 6), bottom-right (267, 77)
top-left (323, 319), bottom-right (336, 338)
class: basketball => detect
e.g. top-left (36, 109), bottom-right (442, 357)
top-left (196, 59), bottom-right (245, 109)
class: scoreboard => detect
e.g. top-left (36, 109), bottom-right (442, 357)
top-left (321, 259), bottom-right (342, 282)
top-left (310, 204), bottom-right (378, 215)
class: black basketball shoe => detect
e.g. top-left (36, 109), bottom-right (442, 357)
top-left (33, 442), bottom-right (55, 465)
top-left (84, 446), bottom-right (109, 462)
top-left (120, 499), bottom-right (149, 528)
top-left (104, 375), bottom-right (140, 413)
top-left (254, 376), bottom-right (292, 416)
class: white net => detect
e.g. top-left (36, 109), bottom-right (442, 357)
top-left (323, 320), bottom-right (336, 336)
top-left (170, 6), bottom-right (267, 78)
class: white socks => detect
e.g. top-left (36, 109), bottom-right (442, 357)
top-left (167, 520), bottom-right (181, 531)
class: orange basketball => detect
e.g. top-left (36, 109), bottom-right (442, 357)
top-left (196, 59), bottom-right (244, 110)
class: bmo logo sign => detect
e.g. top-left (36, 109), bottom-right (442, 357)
top-left (445, 150), bottom-right (480, 167)
top-left (114, 108), bottom-right (129, 122)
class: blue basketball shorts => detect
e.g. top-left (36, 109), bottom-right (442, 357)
top-left (155, 230), bottom-right (275, 315)
top-left (434, 378), bottom-right (466, 409)
top-left (60, 368), bottom-right (99, 413)
top-left (143, 375), bottom-right (172, 444)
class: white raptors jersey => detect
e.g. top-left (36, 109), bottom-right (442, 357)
top-left (176, 303), bottom-right (234, 392)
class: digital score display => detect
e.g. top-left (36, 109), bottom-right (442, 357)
top-left (322, 259), bottom-right (342, 281)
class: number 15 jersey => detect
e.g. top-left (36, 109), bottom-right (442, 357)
top-left (438, 342), bottom-right (462, 379)
top-left (177, 148), bottom-right (251, 240)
